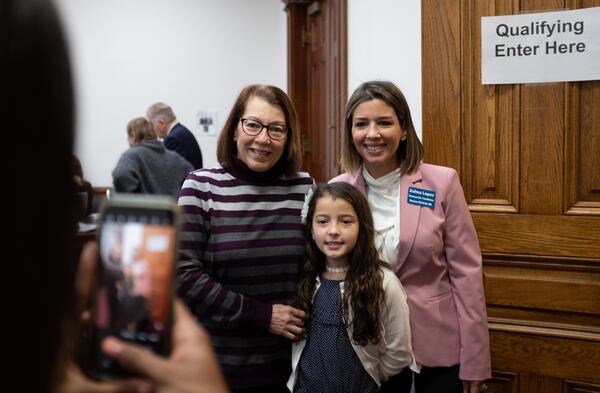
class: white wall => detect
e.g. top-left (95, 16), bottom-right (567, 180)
top-left (54, 1), bottom-right (422, 186)
top-left (54, 0), bottom-right (287, 186)
top-left (348, 0), bottom-right (422, 140)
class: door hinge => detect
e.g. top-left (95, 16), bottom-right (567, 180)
top-left (302, 136), bottom-right (312, 152)
top-left (301, 25), bottom-right (311, 47)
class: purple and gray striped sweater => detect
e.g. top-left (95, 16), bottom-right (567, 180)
top-left (177, 164), bottom-right (314, 389)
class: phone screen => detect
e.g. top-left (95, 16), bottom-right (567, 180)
top-left (90, 205), bottom-right (176, 377)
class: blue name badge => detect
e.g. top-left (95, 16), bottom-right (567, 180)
top-left (407, 187), bottom-right (436, 209)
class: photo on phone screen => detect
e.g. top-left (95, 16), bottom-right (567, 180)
top-left (89, 203), bottom-right (177, 378)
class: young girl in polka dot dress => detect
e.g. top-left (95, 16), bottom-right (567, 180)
top-left (287, 182), bottom-right (419, 393)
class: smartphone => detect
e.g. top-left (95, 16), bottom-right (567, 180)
top-left (86, 194), bottom-right (180, 379)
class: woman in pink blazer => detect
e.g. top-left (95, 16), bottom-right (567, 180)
top-left (330, 81), bottom-right (491, 393)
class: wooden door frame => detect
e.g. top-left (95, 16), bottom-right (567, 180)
top-left (283, 0), bottom-right (347, 181)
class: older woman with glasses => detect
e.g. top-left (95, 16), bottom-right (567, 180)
top-left (177, 84), bottom-right (314, 393)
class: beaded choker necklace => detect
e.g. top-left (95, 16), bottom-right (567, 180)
top-left (325, 265), bottom-right (349, 273)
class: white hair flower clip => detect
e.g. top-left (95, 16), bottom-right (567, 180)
top-left (300, 186), bottom-right (315, 224)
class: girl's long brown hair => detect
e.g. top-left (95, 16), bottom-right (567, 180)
top-left (293, 182), bottom-right (386, 346)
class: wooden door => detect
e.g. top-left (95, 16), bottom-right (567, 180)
top-left (422, 0), bottom-right (600, 391)
top-left (284, 0), bottom-right (347, 182)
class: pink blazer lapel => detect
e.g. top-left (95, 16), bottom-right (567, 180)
top-left (396, 168), bottom-right (423, 271)
top-left (344, 168), bottom-right (367, 194)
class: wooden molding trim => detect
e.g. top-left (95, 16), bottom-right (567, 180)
top-left (488, 317), bottom-right (600, 342)
top-left (483, 253), bottom-right (600, 271)
top-left (473, 213), bottom-right (600, 259)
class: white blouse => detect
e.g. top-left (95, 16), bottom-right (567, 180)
top-left (363, 167), bottom-right (401, 267)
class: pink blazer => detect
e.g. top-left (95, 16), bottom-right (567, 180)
top-left (331, 163), bottom-right (491, 381)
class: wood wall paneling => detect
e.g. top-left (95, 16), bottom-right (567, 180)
top-left (577, 81), bottom-right (600, 205)
top-left (325, 0), bottom-right (346, 178)
top-left (307, 3), bottom-right (327, 181)
top-left (518, 373), bottom-right (563, 393)
top-left (520, 81), bottom-right (564, 215)
top-left (473, 213), bottom-right (600, 258)
top-left (565, 80), bottom-right (600, 215)
top-left (423, 0), bottom-right (600, 388)
top-left (422, 0), bottom-right (461, 171)
top-left (489, 330), bottom-right (600, 385)
top-left (284, 0), bottom-right (346, 181)
top-left (484, 265), bottom-right (600, 315)
top-left (285, 0), bottom-right (311, 175)
top-left (564, 379), bottom-right (600, 393)
top-left (487, 306), bottom-right (600, 335)
top-left (486, 371), bottom-right (519, 393)
top-left (464, 0), bottom-right (520, 213)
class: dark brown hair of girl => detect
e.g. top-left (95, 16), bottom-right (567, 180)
top-left (293, 182), bottom-right (386, 346)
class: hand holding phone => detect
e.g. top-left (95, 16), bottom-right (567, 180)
top-left (102, 301), bottom-right (228, 393)
top-left (87, 194), bottom-right (180, 379)
top-left (61, 242), bottom-right (228, 393)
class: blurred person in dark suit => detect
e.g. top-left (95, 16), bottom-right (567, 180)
top-left (147, 102), bottom-right (204, 169)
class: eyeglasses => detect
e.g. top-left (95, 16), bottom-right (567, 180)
top-left (240, 118), bottom-right (288, 141)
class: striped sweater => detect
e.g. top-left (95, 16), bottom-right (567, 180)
top-left (177, 162), bottom-right (314, 389)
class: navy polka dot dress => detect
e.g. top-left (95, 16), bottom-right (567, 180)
top-left (293, 278), bottom-right (379, 393)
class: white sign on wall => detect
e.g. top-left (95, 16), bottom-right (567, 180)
top-left (195, 109), bottom-right (218, 137)
top-left (481, 7), bottom-right (600, 84)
